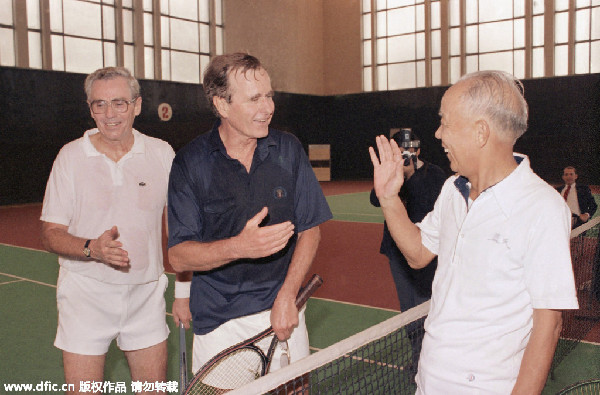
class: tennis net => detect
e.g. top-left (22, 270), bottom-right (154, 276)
top-left (551, 216), bottom-right (600, 378)
top-left (229, 301), bottom-right (429, 395)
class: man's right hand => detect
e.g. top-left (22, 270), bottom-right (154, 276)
top-left (369, 135), bottom-right (406, 207)
top-left (233, 207), bottom-right (295, 259)
top-left (90, 226), bottom-right (130, 267)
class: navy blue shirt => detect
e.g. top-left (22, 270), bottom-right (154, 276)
top-left (168, 121), bottom-right (332, 335)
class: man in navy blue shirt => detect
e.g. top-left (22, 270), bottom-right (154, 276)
top-left (167, 53), bottom-right (332, 375)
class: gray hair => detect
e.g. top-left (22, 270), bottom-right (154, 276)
top-left (457, 70), bottom-right (528, 143)
top-left (84, 67), bottom-right (140, 101)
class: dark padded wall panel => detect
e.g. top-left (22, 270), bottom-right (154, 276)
top-left (1, 67), bottom-right (598, 205)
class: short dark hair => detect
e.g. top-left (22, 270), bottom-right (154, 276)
top-left (202, 53), bottom-right (264, 117)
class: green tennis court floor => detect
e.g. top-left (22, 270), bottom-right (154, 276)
top-left (1, 243), bottom-right (598, 394)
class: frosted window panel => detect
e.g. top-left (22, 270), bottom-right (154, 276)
top-left (124, 44), bottom-right (134, 74)
top-left (575, 42), bottom-right (590, 73)
top-left (466, 0), bottom-right (478, 24)
top-left (28, 32), bottom-right (42, 69)
top-left (103, 6), bottom-right (116, 41)
top-left (143, 0), bottom-right (153, 11)
top-left (532, 15), bottom-right (544, 46)
top-left (63, 0), bottom-right (102, 38)
top-left (576, 0), bottom-right (590, 6)
top-left (144, 13), bottom-right (154, 45)
top-left (416, 60), bottom-right (425, 87)
top-left (170, 0), bottom-right (198, 20)
top-left (377, 38), bottom-right (388, 63)
top-left (49, 0), bottom-right (63, 32)
top-left (162, 49), bottom-right (171, 80)
top-left (450, 0), bottom-right (460, 26)
top-left (466, 54), bottom-right (478, 73)
top-left (532, 0), bottom-right (544, 15)
top-left (388, 63), bottom-right (417, 90)
top-left (387, 7), bottom-right (415, 36)
top-left (554, 45), bottom-right (568, 75)
top-left (513, 49), bottom-right (524, 79)
top-left (122, 0), bottom-right (131, 7)
top-left (376, 0), bottom-right (386, 11)
top-left (0, 28), bottom-right (15, 66)
top-left (199, 0), bottom-right (210, 22)
top-left (450, 27), bottom-right (460, 56)
top-left (363, 14), bottom-right (371, 39)
top-left (103, 0), bottom-right (115, 4)
top-left (216, 26), bottom-right (223, 54)
top-left (160, 0), bottom-right (168, 14)
top-left (479, 51), bottom-right (513, 74)
top-left (416, 4), bottom-right (424, 31)
top-left (450, 56), bottom-right (461, 83)
top-left (27, 0), bottom-right (40, 29)
top-left (377, 65), bottom-right (388, 91)
top-left (171, 51), bottom-right (199, 84)
top-left (431, 1), bottom-right (440, 29)
top-left (479, 21), bottom-right (513, 52)
top-left (555, 0), bottom-right (569, 11)
top-left (200, 54), bottom-right (210, 80)
top-left (575, 9), bottom-right (590, 41)
top-left (591, 41), bottom-right (600, 73)
top-left (532, 47), bottom-right (544, 77)
top-left (514, 0), bottom-right (525, 17)
top-left (215, 0), bottom-right (223, 25)
top-left (514, 18), bottom-right (524, 48)
top-left (123, 9), bottom-right (133, 43)
top-left (51, 34), bottom-right (64, 70)
top-left (104, 42), bottom-right (116, 66)
top-left (363, 0), bottom-right (371, 13)
top-left (431, 29), bottom-right (441, 57)
top-left (466, 25), bottom-right (478, 53)
top-left (431, 58), bottom-right (441, 86)
top-left (200, 24), bottom-right (210, 53)
top-left (479, 0), bottom-right (512, 23)
top-left (388, 0), bottom-right (417, 7)
top-left (161, 17), bottom-right (170, 47)
top-left (377, 11), bottom-right (387, 37)
top-left (64, 37), bottom-right (103, 73)
top-left (416, 32), bottom-right (425, 59)
top-left (592, 7), bottom-right (600, 39)
top-left (0, 0), bottom-right (13, 25)
top-left (363, 66), bottom-right (373, 91)
top-left (555, 12), bottom-right (568, 44)
top-left (145, 47), bottom-right (154, 79)
top-left (388, 34), bottom-right (416, 63)
top-left (364, 40), bottom-right (372, 66)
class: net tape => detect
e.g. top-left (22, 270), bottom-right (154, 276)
top-left (229, 301), bottom-right (430, 395)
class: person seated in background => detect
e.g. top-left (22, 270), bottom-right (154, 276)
top-left (557, 166), bottom-right (597, 228)
top-left (369, 129), bottom-right (447, 312)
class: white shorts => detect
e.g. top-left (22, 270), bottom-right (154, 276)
top-left (191, 307), bottom-right (309, 375)
top-left (54, 268), bottom-right (170, 355)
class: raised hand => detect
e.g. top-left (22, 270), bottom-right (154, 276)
top-left (369, 135), bottom-right (406, 205)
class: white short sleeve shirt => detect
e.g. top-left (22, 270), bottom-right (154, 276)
top-left (41, 129), bottom-right (175, 284)
top-left (416, 154), bottom-right (578, 393)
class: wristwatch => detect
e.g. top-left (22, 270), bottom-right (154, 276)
top-left (83, 239), bottom-right (92, 258)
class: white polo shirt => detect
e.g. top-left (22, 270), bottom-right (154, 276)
top-left (416, 154), bottom-right (578, 394)
top-left (41, 129), bottom-right (175, 284)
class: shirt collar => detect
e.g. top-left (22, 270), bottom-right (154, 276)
top-left (454, 153), bottom-right (528, 216)
top-left (208, 119), bottom-right (278, 161)
top-left (82, 128), bottom-right (145, 157)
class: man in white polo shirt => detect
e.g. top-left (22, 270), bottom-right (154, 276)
top-left (370, 70), bottom-right (578, 394)
top-left (41, 67), bottom-right (175, 394)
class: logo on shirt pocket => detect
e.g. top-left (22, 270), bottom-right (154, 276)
top-left (273, 187), bottom-right (287, 200)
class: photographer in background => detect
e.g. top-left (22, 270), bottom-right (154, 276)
top-left (370, 129), bottom-right (447, 312)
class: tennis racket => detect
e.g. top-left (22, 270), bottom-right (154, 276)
top-left (182, 273), bottom-right (323, 395)
top-left (179, 322), bottom-right (189, 394)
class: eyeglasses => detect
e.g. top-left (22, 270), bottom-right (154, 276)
top-left (89, 98), bottom-right (138, 114)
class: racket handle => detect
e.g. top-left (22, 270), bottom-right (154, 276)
top-left (295, 274), bottom-right (323, 309)
top-left (179, 322), bottom-right (188, 394)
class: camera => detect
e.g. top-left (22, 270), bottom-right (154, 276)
top-left (393, 128), bottom-right (420, 169)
